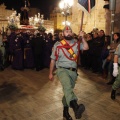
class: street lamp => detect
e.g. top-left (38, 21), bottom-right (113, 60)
top-left (59, 0), bottom-right (73, 26)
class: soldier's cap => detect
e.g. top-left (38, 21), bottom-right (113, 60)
top-left (63, 25), bottom-right (72, 32)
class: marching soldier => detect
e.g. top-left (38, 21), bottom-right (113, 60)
top-left (111, 42), bottom-right (120, 100)
top-left (49, 25), bottom-right (89, 120)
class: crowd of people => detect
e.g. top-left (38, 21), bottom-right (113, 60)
top-left (0, 28), bottom-right (120, 82)
top-left (80, 30), bottom-right (120, 85)
top-left (0, 26), bottom-right (120, 119)
top-left (0, 29), bottom-right (60, 71)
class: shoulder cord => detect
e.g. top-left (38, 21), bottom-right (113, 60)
top-left (55, 42), bottom-right (79, 62)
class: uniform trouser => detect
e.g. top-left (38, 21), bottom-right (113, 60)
top-left (56, 68), bottom-right (78, 107)
top-left (112, 66), bottom-right (120, 90)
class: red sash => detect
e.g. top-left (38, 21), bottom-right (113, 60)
top-left (55, 39), bottom-right (79, 62)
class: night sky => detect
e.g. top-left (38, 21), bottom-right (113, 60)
top-left (0, 0), bottom-right (60, 19)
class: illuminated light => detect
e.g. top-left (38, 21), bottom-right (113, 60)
top-left (62, 21), bottom-right (71, 26)
top-left (59, 0), bottom-right (73, 26)
top-left (29, 13), bottom-right (44, 26)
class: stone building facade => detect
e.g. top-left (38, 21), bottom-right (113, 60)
top-left (0, 3), bottom-right (15, 31)
top-left (71, 0), bottom-right (106, 34)
top-left (104, 0), bottom-right (120, 35)
top-left (112, 0), bottom-right (120, 33)
top-left (50, 7), bottom-right (72, 30)
top-left (71, 0), bottom-right (120, 35)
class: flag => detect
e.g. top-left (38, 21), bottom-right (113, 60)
top-left (78, 0), bottom-right (95, 13)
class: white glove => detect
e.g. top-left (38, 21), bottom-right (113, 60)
top-left (113, 63), bottom-right (119, 77)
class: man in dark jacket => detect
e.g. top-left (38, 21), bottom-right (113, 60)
top-left (31, 33), bottom-right (45, 71)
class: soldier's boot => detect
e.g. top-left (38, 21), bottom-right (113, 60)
top-left (63, 106), bottom-right (73, 120)
top-left (111, 89), bottom-right (116, 100)
top-left (70, 100), bottom-right (85, 119)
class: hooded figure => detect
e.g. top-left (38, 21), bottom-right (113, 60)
top-left (20, 0), bottom-right (30, 25)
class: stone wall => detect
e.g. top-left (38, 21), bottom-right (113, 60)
top-left (114, 0), bottom-right (120, 33)
top-left (71, 0), bottom-right (106, 34)
top-left (105, 0), bottom-right (120, 35)
top-left (0, 3), bottom-right (14, 31)
top-left (29, 8), bottom-right (40, 17)
top-left (71, 0), bottom-right (120, 35)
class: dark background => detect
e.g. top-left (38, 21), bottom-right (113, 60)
top-left (0, 0), bottom-right (60, 19)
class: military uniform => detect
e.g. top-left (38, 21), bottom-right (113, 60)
top-left (112, 44), bottom-right (120, 90)
top-left (49, 25), bottom-right (86, 120)
top-left (51, 39), bottom-right (83, 106)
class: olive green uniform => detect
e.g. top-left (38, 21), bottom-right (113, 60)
top-left (51, 39), bottom-right (83, 106)
top-left (112, 44), bottom-right (120, 90)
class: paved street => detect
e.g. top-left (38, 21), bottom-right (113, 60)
top-left (0, 67), bottom-right (120, 120)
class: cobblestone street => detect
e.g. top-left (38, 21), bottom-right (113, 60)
top-left (0, 67), bottom-right (120, 120)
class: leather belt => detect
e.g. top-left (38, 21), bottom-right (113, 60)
top-left (59, 67), bottom-right (77, 71)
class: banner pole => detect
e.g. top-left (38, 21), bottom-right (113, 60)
top-left (80, 11), bottom-right (84, 31)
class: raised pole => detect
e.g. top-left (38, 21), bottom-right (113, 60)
top-left (80, 11), bottom-right (84, 31)
top-left (110, 0), bottom-right (116, 43)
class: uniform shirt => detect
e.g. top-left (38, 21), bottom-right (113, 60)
top-left (114, 44), bottom-right (120, 64)
top-left (51, 39), bottom-right (83, 69)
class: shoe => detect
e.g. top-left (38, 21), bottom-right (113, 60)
top-left (63, 106), bottom-right (73, 120)
top-left (111, 89), bottom-right (116, 100)
top-left (70, 100), bottom-right (85, 119)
